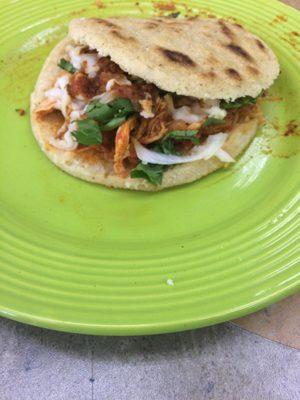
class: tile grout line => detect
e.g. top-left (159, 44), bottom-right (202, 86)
top-left (229, 322), bottom-right (300, 351)
top-left (91, 348), bottom-right (95, 400)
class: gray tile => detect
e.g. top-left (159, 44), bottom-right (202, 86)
top-left (0, 318), bottom-right (92, 400)
top-left (91, 324), bottom-right (300, 400)
top-left (0, 318), bottom-right (299, 400)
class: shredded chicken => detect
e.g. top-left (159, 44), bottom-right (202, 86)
top-left (35, 99), bottom-right (57, 117)
top-left (97, 56), bottom-right (123, 74)
top-left (139, 97), bottom-right (171, 144)
top-left (114, 116), bottom-right (137, 177)
top-left (67, 72), bottom-right (97, 99)
top-left (201, 110), bottom-right (239, 136)
top-left (134, 119), bottom-right (149, 140)
top-left (128, 141), bottom-right (139, 167)
top-left (98, 71), bottom-right (123, 92)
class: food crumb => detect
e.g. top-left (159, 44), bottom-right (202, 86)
top-left (153, 2), bottom-right (176, 11)
top-left (284, 120), bottom-right (298, 136)
top-left (167, 278), bottom-right (174, 286)
top-left (265, 96), bottom-right (283, 102)
top-left (270, 14), bottom-right (288, 26)
top-left (15, 108), bottom-right (25, 116)
top-left (95, 0), bottom-right (104, 8)
top-left (168, 11), bottom-right (180, 18)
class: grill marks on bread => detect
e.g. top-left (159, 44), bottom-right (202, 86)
top-left (69, 17), bottom-right (279, 99)
top-left (226, 68), bottom-right (242, 81)
top-left (225, 43), bottom-right (254, 62)
top-left (218, 20), bottom-right (235, 39)
top-left (158, 47), bottom-right (196, 67)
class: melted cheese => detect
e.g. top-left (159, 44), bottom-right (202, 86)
top-left (172, 106), bottom-right (204, 124)
top-left (45, 75), bottom-right (70, 118)
top-left (67, 46), bottom-right (100, 78)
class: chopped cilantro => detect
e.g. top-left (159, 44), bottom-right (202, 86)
top-left (203, 117), bottom-right (225, 127)
top-left (163, 130), bottom-right (199, 144)
top-left (86, 101), bottom-right (114, 121)
top-left (153, 130), bottom-right (199, 155)
top-left (168, 11), bottom-right (180, 18)
top-left (58, 58), bottom-right (77, 74)
top-left (110, 98), bottom-right (135, 116)
top-left (130, 163), bottom-right (165, 185)
top-left (86, 97), bottom-right (135, 131)
top-left (102, 116), bottom-right (126, 131)
top-left (220, 95), bottom-right (258, 110)
top-left (71, 119), bottom-right (102, 145)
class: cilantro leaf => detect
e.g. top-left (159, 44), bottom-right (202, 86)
top-left (168, 11), bottom-right (180, 18)
top-left (220, 95), bottom-right (258, 110)
top-left (71, 119), bottom-right (102, 145)
top-left (161, 141), bottom-right (181, 155)
top-left (85, 97), bottom-right (135, 131)
top-left (130, 163), bottom-right (165, 185)
top-left (86, 101), bottom-right (114, 121)
top-left (58, 58), bottom-right (77, 74)
top-left (109, 98), bottom-right (135, 117)
top-left (149, 130), bottom-right (199, 156)
top-left (203, 117), bottom-right (225, 127)
top-left (102, 116), bottom-right (126, 131)
top-left (163, 130), bottom-right (199, 144)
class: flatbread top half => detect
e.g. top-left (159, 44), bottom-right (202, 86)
top-left (69, 17), bottom-right (280, 100)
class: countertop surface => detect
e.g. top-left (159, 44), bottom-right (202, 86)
top-left (1, 1), bottom-right (299, 399)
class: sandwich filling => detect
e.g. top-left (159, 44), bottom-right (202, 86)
top-left (35, 44), bottom-right (261, 185)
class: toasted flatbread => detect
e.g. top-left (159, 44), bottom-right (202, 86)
top-left (69, 17), bottom-right (279, 100)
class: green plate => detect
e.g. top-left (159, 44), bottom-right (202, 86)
top-left (0, 0), bottom-right (299, 335)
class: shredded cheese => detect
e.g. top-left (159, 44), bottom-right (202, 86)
top-left (172, 106), bottom-right (205, 124)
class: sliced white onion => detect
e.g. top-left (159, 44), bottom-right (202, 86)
top-left (133, 133), bottom-right (235, 165)
top-left (172, 106), bottom-right (205, 124)
top-left (106, 77), bottom-right (131, 91)
top-left (215, 148), bottom-right (235, 162)
top-left (201, 133), bottom-right (227, 160)
top-left (49, 122), bottom-right (78, 151)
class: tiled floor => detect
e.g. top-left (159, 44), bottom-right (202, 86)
top-left (0, 317), bottom-right (299, 400)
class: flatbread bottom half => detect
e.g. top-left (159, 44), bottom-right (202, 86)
top-left (30, 108), bottom-right (258, 191)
